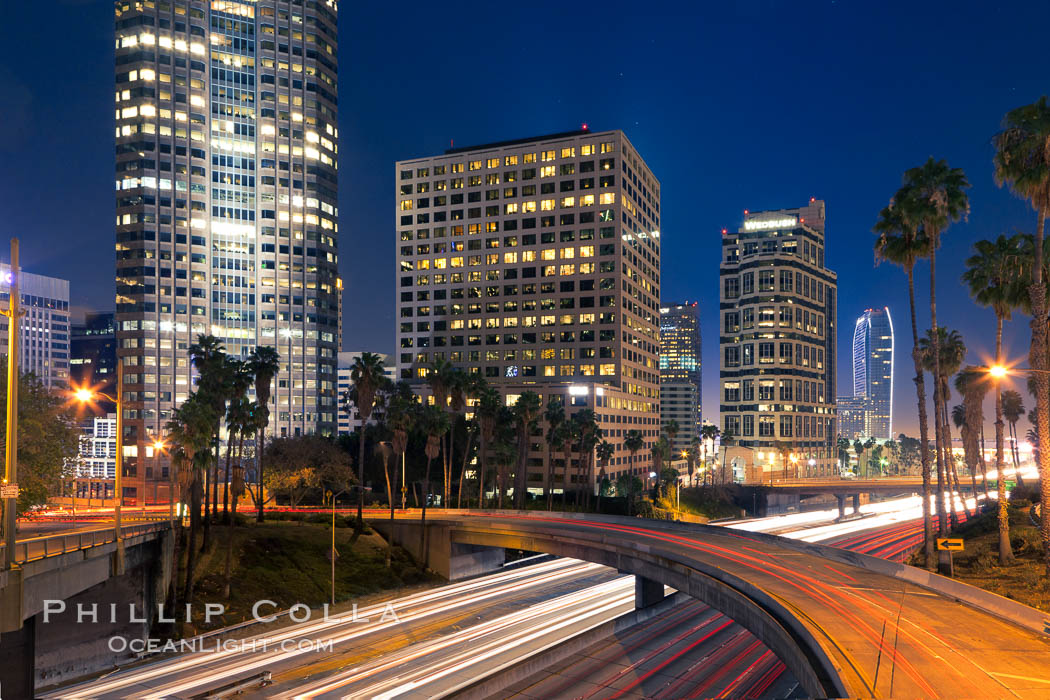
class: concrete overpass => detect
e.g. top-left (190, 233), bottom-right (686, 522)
top-left (0, 521), bottom-right (173, 697)
top-left (741, 477), bottom-right (971, 517)
top-left (377, 511), bottom-right (1050, 698)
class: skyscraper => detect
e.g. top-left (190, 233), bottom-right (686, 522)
top-left (395, 129), bottom-right (661, 485)
top-left (660, 302), bottom-right (700, 454)
top-left (114, 0), bottom-right (340, 502)
top-left (71, 313), bottom-right (118, 412)
top-left (838, 307), bottom-right (894, 440)
top-left (719, 199), bottom-right (838, 478)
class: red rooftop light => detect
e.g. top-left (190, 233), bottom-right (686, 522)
top-left (581, 122), bottom-right (589, 131)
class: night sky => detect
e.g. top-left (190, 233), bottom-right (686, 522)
top-left (2, 1), bottom-right (1048, 436)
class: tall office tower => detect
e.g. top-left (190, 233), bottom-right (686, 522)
top-left (851, 307), bottom-right (894, 440)
top-left (660, 302), bottom-right (701, 454)
top-left (395, 129), bottom-right (661, 487)
top-left (336, 350), bottom-right (395, 436)
top-left (719, 200), bottom-right (837, 479)
top-left (114, 0), bottom-right (340, 502)
top-left (0, 265), bottom-right (70, 388)
top-left (835, 394), bottom-right (867, 441)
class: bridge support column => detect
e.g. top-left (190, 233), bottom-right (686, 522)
top-left (0, 613), bottom-right (34, 699)
top-left (634, 575), bottom-right (664, 609)
top-left (836, 494), bottom-right (846, 519)
top-left (852, 493), bottom-right (861, 514)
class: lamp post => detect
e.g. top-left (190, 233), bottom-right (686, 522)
top-left (73, 361), bottom-right (122, 547)
top-left (2, 239), bottom-right (22, 571)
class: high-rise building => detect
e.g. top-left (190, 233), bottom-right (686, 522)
top-left (719, 199), bottom-right (837, 478)
top-left (395, 129), bottom-right (661, 486)
top-left (836, 394), bottom-right (867, 441)
top-left (113, 0), bottom-right (341, 502)
top-left (0, 265), bottom-right (70, 389)
top-left (660, 302), bottom-right (701, 454)
top-left (853, 307), bottom-right (894, 439)
top-left (336, 351), bottom-right (395, 436)
top-left (71, 313), bottom-right (118, 411)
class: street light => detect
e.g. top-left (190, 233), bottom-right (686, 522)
top-left (72, 359), bottom-right (123, 552)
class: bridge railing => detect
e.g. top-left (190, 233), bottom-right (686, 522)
top-left (0, 520), bottom-right (170, 565)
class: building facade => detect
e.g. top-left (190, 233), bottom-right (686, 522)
top-left (74, 414), bottom-right (118, 480)
top-left (0, 265), bottom-right (70, 388)
top-left (395, 129), bottom-right (661, 486)
top-left (719, 200), bottom-right (837, 478)
top-left (113, 0), bottom-right (341, 501)
top-left (836, 394), bottom-right (867, 441)
top-left (336, 351), bottom-right (395, 436)
top-left (850, 307), bottom-right (894, 440)
top-left (660, 302), bottom-right (700, 454)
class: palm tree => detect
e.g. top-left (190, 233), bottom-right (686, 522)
top-left (596, 441), bottom-right (614, 512)
top-left (221, 359), bottom-right (253, 522)
top-left (624, 429), bottom-right (645, 477)
top-left (166, 393), bottom-right (217, 606)
top-left (686, 437), bottom-right (699, 487)
top-left (543, 396), bottom-right (566, 510)
top-left (994, 97), bottom-right (1050, 572)
top-left (874, 193), bottom-right (937, 565)
top-left (418, 404), bottom-right (450, 561)
top-left (919, 327), bottom-right (967, 527)
top-left (511, 391), bottom-right (542, 509)
top-left (836, 436), bottom-right (852, 476)
top-left (571, 409), bottom-right (601, 508)
top-left (1001, 389), bottom-right (1026, 487)
top-left (664, 419), bottom-right (680, 449)
top-left (426, 359), bottom-right (455, 507)
top-left (475, 386), bottom-right (501, 508)
top-left (385, 384), bottom-right (417, 510)
top-left (852, 439), bottom-right (866, 478)
top-left (247, 345), bottom-right (280, 523)
top-left (454, 374), bottom-right (483, 508)
top-left (901, 160), bottom-right (970, 537)
top-left (699, 424), bottom-right (721, 484)
top-left (963, 234), bottom-right (1028, 505)
top-left (349, 352), bottom-right (386, 529)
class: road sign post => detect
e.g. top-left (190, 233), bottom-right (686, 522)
top-left (936, 538), bottom-right (963, 577)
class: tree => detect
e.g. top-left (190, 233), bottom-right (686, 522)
top-left (919, 327), bottom-right (968, 527)
top-left (510, 392), bottom-right (542, 509)
top-left (836, 436), bottom-right (852, 476)
top-left (957, 367), bottom-right (1009, 561)
top-left (417, 404), bottom-right (450, 566)
top-left (963, 233), bottom-right (1028, 507)
top-left (425, 359), bottom-right (455, 508)
top-left (1001, 389), bottom-right (1026, 486)
top-left (685, 437), bottom-right (699, 487)
top-left (874, 192), bottom-right (937, 566)
top-left (616, 472), bottom-right (642, 517)
top-left (475, 386), bottom-right (501, 508)
top-left (571, 409), bottom-right (602, 509)
top-left (221, 359), bottom-right (253, 522)
top-left (994, 97), bottom-right (1050, 572)
top-left (349, 352), bottom-right (386, 530)
top-left (165, 393), bottom-right (218, 605)
top-left (189, 335), bottom-right (228, 547)
top-left (1, 362), bottom-right (77, 513)
top-left (596, 441), bottom-right (614, 512)
top-left (902, 158), bottom-right (970, 541)
top-left (453, 374), bottom-right (483, 508)
top-left (700, 424), bottom-right (721, 484)
top-left (624, 429), bottom-right (645, 473)
top-left (385, 382), bottom-right (418, 511)
top-left (664, 419), bottom-right (680, 447)
top-left (852, 439), bottom-right (866, 478)
top-left (543, 396), bottom-right (566, 510)
top-left (247, 345), bottom-right (281, 523)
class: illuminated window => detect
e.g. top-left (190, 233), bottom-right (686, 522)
top-left (581, 144), bottom-right (595, 156)
top-left (599, 192), bottom-right (616, 205)
top-left (559, 264), bottom-right (575, 276)
top-left (522, 251), bottom-right (536, 262)
top-left (561, 196), bottom-right (575, 208)
top-left (504, 252), bottom-right (518, 264)
top-left (523, 201), bottom-right (537, 213)
top-left (560, 147), bottom-right (575, 158)
top-left (540, 199), bottom-right (555, 211)
top-left (579, 245), bottom-right (594, 257)
top-left (580, 194), bottom-right (595, 206)
top-left (469, 160), bottom-right (482, 171)
top-left (560, 248), bottom-right (575, 259)
top-left (541, 150), bottom-right (556, 162)
top-left (523, 153), bottom-right (536, 163)
top-left (486, 158), bottom-right (499, 168)
top-left (600, 363), bottom-right (616, 376)
top-left (600, 142), bottom-right (615, 153)
top-left (505, 203), bottom-right (518, 214)
top-left (540, 166), bottom-right (556, 178)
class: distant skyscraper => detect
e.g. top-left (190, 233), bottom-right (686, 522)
top-left (660, 302), bottom-right (700, 454)
top-left (113, 1), bottom-right (341, 501)
top-left (395, 129), bottom-right (662, 485)
top-left (0, 265), bottom-right (70, 389)
top-left (719, 199), bottom-right (838, 478)
top-left (838, 307), bottom-right (894, 440)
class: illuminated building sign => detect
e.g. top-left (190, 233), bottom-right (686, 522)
top-left (743, 217), bottom-right (797, 231)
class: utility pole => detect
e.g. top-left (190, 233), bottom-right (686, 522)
top-left (2, 239), bottom-right (21, 570)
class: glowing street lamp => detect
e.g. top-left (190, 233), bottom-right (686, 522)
top-left (72, 362), bottom-right (123, 551)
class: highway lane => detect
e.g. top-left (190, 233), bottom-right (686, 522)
top-left (40, 557), bottom-right (622, 699)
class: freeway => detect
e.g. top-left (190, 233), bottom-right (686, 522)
top-left (41, 557), bottom-right (622, 699)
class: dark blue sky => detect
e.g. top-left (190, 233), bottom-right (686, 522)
top-left (1, 1), bottom-right (1046, 434)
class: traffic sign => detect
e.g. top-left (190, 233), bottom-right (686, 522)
top-left (936, 538), bottom-right (964, 551)
top-left (0, 484), bottom-right (17, 499)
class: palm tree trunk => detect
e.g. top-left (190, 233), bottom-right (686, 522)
top-left (1030, 207), bottom-right (1050, 576)
top-left (478, 434), bottom-right (487, 509)
top-left (382, 455), bottom-right (393, 567)
top-left (545, 442), bottom-right (555, 511)
top-left (941, 380), bottom-right (962, 526)
top-left (907, 267), bottom-right (936, 569)
top-left (1009, 422), bottom-right (1025, 488)
top-left (928, 242), bottom-right (949, 538)
top-left (183, 475), bottom-right (202, 605)
top-left (421, 454), bottom-right (432, 567)
top-left (515, 429), bottom-right (528, 510)
top-left (981, 420), bottom-right (990, 498)
top-left (457, 427), bottom-right (473, 509)
top-left (223, 483), bottom-right (239, 599)
top-left (356, 426), bottom-right (366, 528)
top-left (563, 443), bottom-right (573, 508)
top-left (222, 435), bottom-right (233, 524)
top-left (256, 427), bottom-right (266, 523)
top-left (995, 315), bottom-right (1014, 564)
top-left (212, 431), bottom-right (221, 517)
top-left (441, 431), bottom-right (450, 508)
